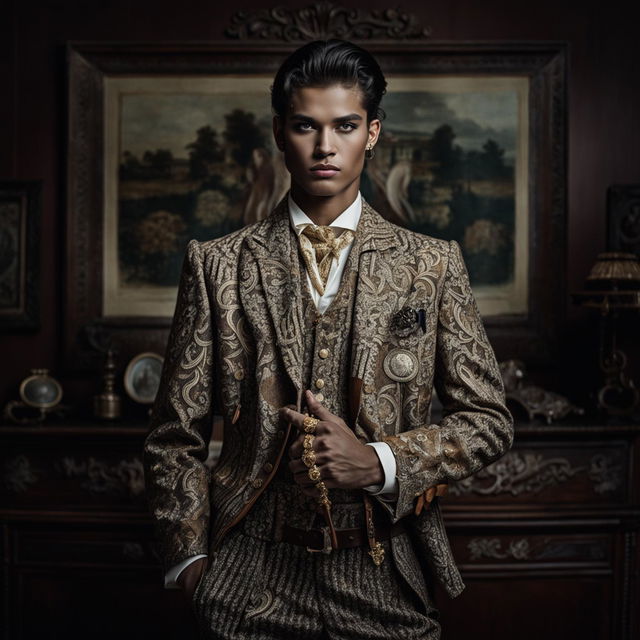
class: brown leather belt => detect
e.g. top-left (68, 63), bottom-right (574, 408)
top-left (282, 520), bottom-right (405, 554)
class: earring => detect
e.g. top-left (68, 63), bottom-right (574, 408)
top-left (365, 145), bottom-right (375, 160)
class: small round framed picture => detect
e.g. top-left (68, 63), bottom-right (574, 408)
top-left (124, 352), bottom-right (164, 405)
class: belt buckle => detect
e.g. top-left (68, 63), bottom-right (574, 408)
top-left (306, 526), bottom-right (333, 555)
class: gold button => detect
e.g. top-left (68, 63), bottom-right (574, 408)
top-left (263, 462), bottom-right (273, 473)
top-left (315, 393), bottom-right (324, 402)
top-left (315, 378), bottom-right (325, 389)
top-left (319, 348), bottom-right (329, 359)
top-left (234, 369), bottom-right (245, 380)
top-left (251, 478), bottom-right (263, 489)
top-left (364, 384), bottom-right (375, 393)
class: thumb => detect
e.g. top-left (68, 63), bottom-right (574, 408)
top-left (305, 389), bottom-right (333, 421)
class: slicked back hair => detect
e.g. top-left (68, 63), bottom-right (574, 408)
top-left (271, 39), bottom-right (387, 124)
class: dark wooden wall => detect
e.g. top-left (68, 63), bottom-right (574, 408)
top-left (1, 0), bottom-right (639, 407)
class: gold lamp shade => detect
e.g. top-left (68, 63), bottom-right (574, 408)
top-left (586, 252), bottom-right (640, 290)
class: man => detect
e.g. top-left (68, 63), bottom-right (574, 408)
top-left (143, 39), bottom-right (513, 639)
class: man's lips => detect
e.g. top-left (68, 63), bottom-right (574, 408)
top-left (311, 163), bottom-right (340, 171)
top-left (310, 164), bottom-right (340, 177)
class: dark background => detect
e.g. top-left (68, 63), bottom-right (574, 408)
top-left (1, 3), bottom-right (639, 638)
top-left (1, 0), bottom-right (639, 411)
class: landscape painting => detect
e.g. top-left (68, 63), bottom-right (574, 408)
top-left (103, 75), bottom-right (528, 318)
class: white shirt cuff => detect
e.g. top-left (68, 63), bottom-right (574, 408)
top-left (363, 442), bottom-right (399, 499)
top-left (164, 554), bottom-right (207, 589)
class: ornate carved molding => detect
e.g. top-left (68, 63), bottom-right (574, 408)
top-left (450, 450), bottom-right (623, 497)
top-left (588, 453), bottom-right (623, 494)
top-left (57, 456), bottom-right (145, 497)
top-left (224, 2), bottom-right (431, 41)
top-left (3, 455), bottom-right (41, 493)
top-left (468, 537), bottom-right (531, 561)
top-left (468, 536), bottom-right (608, 562)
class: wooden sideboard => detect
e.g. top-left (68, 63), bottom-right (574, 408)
top-left (1, 421), bottom-right (638, 639)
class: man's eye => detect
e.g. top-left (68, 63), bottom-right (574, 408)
top-left (294, 122), bottom-right (314, 131)
top-left (338, 123), bottom-right (357, 131)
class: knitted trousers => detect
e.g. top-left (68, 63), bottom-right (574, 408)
top-left (190, 481), bottom-right (441, 639)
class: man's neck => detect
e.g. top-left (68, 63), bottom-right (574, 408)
top-left (290, 182), bottom-right (360, 226)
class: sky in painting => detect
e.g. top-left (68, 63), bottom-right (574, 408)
top-left (382, 90), bottom-right (518, 163)
top-left (120, 93), bottom-right (274, 158)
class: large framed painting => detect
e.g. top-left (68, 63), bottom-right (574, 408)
top-left (65, 11), bottom-right (566, 370)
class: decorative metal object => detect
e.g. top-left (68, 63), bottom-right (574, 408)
top-left (224, 2), bottom-right (432, 42)
top-left (94, 348), bottom-right (122, 419)
top-left (572, 251), bottom-right (640, 416)
top-left (3, 369), bottom-right (67, 425)
top-left (499, 359), bottom-right (584, 424)
top-left (383, 348), bottom-right (419, 382)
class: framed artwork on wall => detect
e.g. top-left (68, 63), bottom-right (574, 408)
top-left (65, 5), bottom-right (566, 370)
top-left (0, 181), bottom-right (41, 331)
top-left (607, 184), bottom-right (640, 256)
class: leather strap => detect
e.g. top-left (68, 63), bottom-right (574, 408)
top-left (282, 519), bottom-right (404, 551)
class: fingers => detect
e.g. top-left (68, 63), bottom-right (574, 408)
top-left (279, 404), bottom-right (323, 434)
top-left (287, 458), bottom-right (329, 494)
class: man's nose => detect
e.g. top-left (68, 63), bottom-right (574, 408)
top-left (315, 127), bottom-right (336, 156)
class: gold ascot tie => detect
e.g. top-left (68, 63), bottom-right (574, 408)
top-left (299, 225), bottom-right (355, 295)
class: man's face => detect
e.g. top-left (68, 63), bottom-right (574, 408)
top-left (273, 84), bottom-right (380, 198)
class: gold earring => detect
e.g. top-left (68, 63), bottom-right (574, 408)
top-left (365, 145), bottom-right (375, 160)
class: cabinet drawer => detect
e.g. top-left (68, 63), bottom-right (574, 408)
top-left (450, 532), bottom-right (613, 574)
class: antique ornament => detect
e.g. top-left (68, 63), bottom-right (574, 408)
top-left (94, 348), bottom-right (121, 420)
top-left (383, 348), bottom-right (419, 382)
top-left (499, 360), bottom-right (584, 424)
top-left (3, 369), bottom-right (67, 424)
top-left (390, 305), bottom-right (424, 337)
top-left (225, 2), bottom-right (432, 42)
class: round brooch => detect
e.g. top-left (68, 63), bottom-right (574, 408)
top-left (383, 348), bottom-right (419, 383)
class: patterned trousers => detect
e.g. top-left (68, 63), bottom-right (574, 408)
top-left (190, 482), bottom-right (441, 639)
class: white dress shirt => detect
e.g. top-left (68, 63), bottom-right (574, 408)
top-left (163, 190), bottom-right (398, 589)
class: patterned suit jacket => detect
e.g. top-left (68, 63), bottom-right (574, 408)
top-left (143, 194), bottom-right (514, 598)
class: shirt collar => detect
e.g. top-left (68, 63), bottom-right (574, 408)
top-left (288, 190), bottom-right (362, 237)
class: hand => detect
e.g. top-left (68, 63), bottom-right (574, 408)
top-left (177, 557), bottom-right (208, 602)
top-left (280, 390), bottom-right (384, 498)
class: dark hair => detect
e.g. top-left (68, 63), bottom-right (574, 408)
top-left (270, 39), bottom-right (387, 123)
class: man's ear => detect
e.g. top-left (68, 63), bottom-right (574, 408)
top-left (367, 118), bottom-right (382, 148)
top-left (273, 115), bottom-right (285, 152)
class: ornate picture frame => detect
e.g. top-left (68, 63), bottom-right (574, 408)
top-left (0, 181), bottom-right (41, 331)
top-left (65, 5), bottom-right (566, 371)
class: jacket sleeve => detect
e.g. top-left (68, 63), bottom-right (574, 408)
top-left (143, 239), bottom-right (215, 573)
top-left (380, 239), bottom-right (514, 522)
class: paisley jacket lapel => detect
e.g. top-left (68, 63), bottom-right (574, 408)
top-left (348, 198), bottom-right (402, 428)
top-left (243, 197), bottom-right (305, 396)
